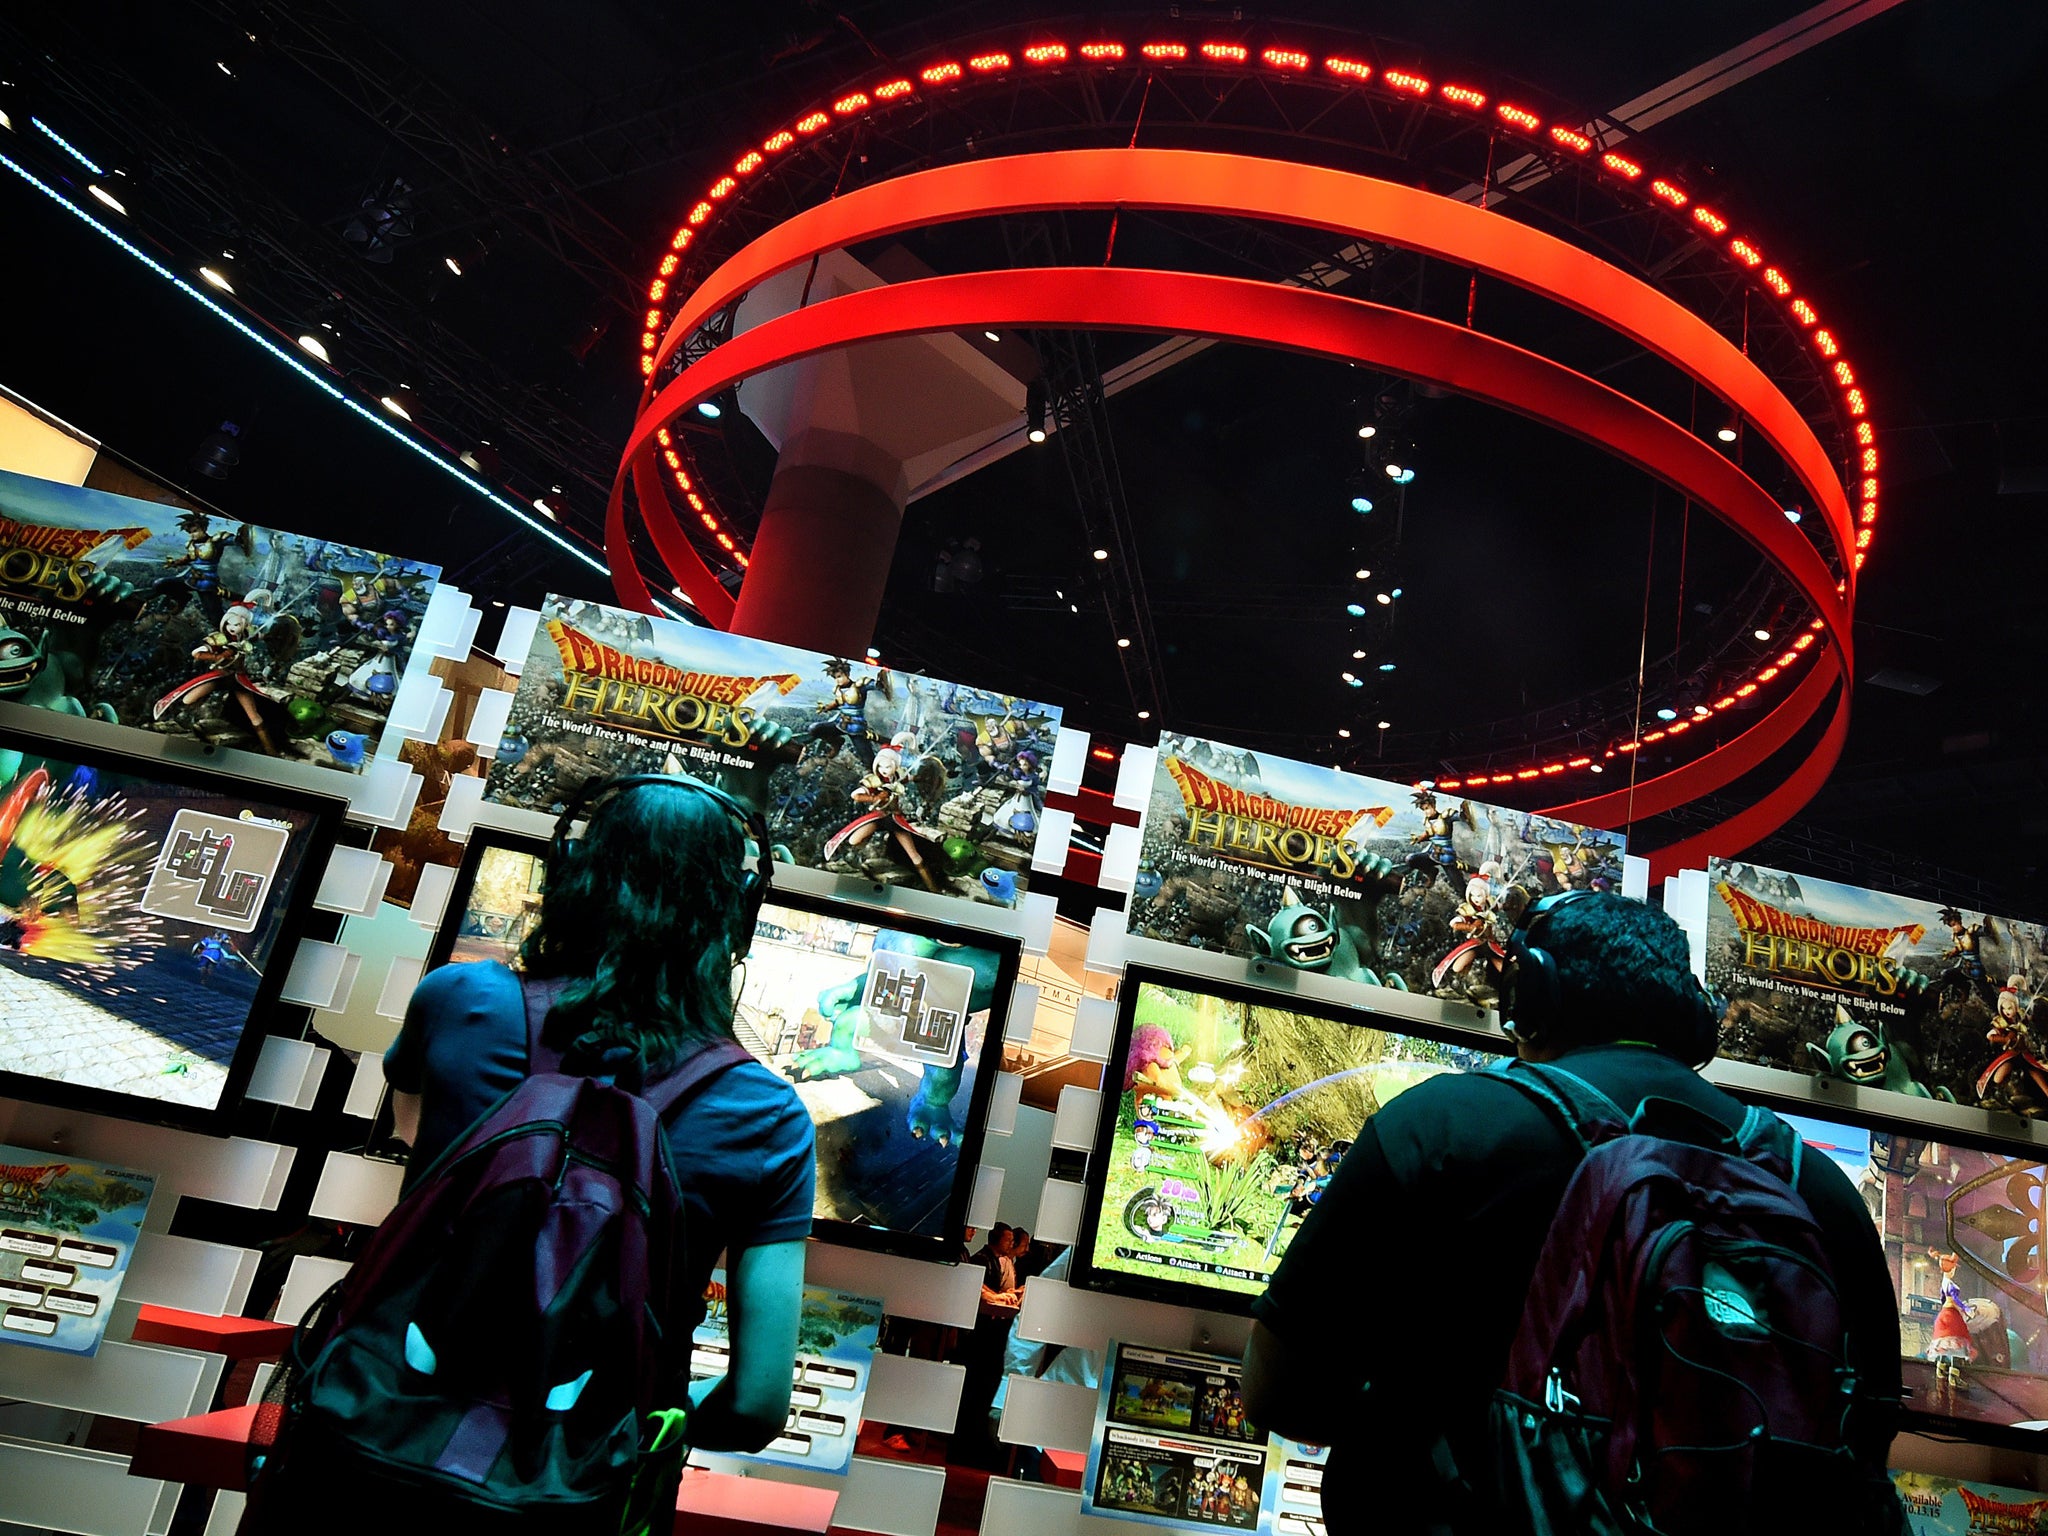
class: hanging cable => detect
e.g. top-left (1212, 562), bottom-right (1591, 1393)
top-left (1625, 491), bottom-right (1658, 833)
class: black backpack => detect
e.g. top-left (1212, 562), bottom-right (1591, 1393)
top-left (246, 976), bottom-right (748, 1535)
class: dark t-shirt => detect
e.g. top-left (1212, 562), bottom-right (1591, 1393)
top-left (384, 960), bottom-right (816, 1335)
top-left (1254, 1043), bottom-right (1902, 1535)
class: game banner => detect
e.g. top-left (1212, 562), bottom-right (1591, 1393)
top-left (1893, 1473), bottom-right (2048, 1532)
top-left (0, 468), bottom-right (440, 772)
top-left (689, 1275), bottom-right (881, 1475)
top-left (1127, 733), bottom-right (1626, 1004)
top-left (483, 595), bottom-right (1060, 905)
top-left (1704, 858), bottom-right (2046, 1110)
top-left (0, 1146), bottom-right (153, 1355)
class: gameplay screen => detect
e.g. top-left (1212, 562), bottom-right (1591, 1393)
top-left (1780, 1110), bottom-right (2048, 1434)
top-left (440, 843), bottom-right (1011, 1248)
top-left (1081, 974), bottom-right (1501, 1305)
top-left (0, 740), bottom-right (329, 1119)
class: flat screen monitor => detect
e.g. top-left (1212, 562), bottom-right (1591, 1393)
top-left (1774, 1106), bottom-right (2048, 1447)
top-left (1074, 965), bottom-right (1506, 1314)
top-left (0, 725), bottom-right (342, 1133)
top-left (431, 827), bottom-right (1019, 1259)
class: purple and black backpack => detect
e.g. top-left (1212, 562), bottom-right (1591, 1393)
top-left (1478, 1059), bottom-right (1896, 1536)
top-left (253, 979), bottom-right (750, 1533)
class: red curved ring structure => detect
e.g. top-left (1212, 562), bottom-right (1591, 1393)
top-left (609, 264), bottom-right (1851, 874)
top-left (647, 150), bottom-right (1855, 578)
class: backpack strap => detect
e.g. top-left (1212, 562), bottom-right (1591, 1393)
top-left (520, 973), bottom-right (576, 1074)
top-left (643, 1038), bottom-right (755, 1118)
top-left (1481, 1059), bottom-right (1631, 1151)
top-left (1733, 1103), bottom-right (1802, 1187)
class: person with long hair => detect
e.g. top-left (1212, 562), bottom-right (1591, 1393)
top-left (384, 777), bottom-right (816, 1455)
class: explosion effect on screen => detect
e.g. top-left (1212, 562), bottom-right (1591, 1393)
top-left (0, 767), bottom-right (157, 967)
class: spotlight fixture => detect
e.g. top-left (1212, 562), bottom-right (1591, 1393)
top-left (1754, 628), bottom-right (1772, 642)
top-left (188, 421), bottom-right (242, 481)
top-left (1354, 569), bottom-right (1370, 580)
top-left (1716, 425), bottom-right (1739, 443)
top-left (296, 331), bottom-right (331, 363)
top-left (444, 254), bottom-right (464, 276)
top-left (1384, 462), bottom-right (1404, 479)
top-left (1341, 671), bottom-right (1357, 683)
top-left (1116, 637), bottom-right (1131, 649)
top-left (86, 183), bottom-right (125, 215)
top-left (379, 386), bottom-right (416, 421)
top-left (865, 646), bottom-right (881, 659)
top-left (984, 330), bottom-right (1001, 342)
top-left (1377, 720), bottom-right (1392, 731)
top-left (1590, 763), bottom-right (1605, 773)
top-left (1346, 603), bottom-right (1366, 617)
top-left (198, 264), bottom-right (234, 293)
top-left (1069, 603), bottom-right (1079, 613)
top-left (1350, 496), bottom-right (1374, 514)
top-left (215, 60), bottom-right (236, 78)
top-left (1137, 710), bottom-right (1150, 721)
top-left (1391, 467), bottom-right (1415, 484)
top-left (1338, 728), bottom-right (1352, 739)
top-left (0, 109), bottom-right (11, 131)
top-left (1356, 424), bottom-right (1377, 439)
top-left (1783, 507), bottom-right (1803, 524)
top-left (1351, 649), bottom-right (1366, 660)
top-left (1391, 587), bottom-right (1403, 599)
top-left (1378, 662), bottom-right (1396, 672)
top-left (1656, 707), bottom-right (1679, 721)
top-left (1345, 676), bottom-right (1365, 689)
top-left (533, 496), bottom-right (557, 520)
top-left (1092, 548), bottom-right (1108, 561)
top-left (1026, 379), bottom-right (1048, 444)
top-left (1694, 704), bottom-right (1712, 718)
top-left (1375, 592), bottom-right (1392, 606)
top-left (696, 400), bottom-right (722, 420)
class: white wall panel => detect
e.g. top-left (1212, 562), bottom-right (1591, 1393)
top-left (0, 1106), bottom-right (291, 1216)
top-left (1033, 1179), bottom-right (1087, 1247)
top-left (346, 756), bottom-right (422, 830)
top-left (1068, 997), bottom-right (1118, 1063)
top-left (242, 1034), bottom-right (318, 1108)
top-left (308, 1151), bottom-right (404, 1227)
top-left (312, 844), bottom-right (395, 916)
top-left (830, 1455), bottom-right (947, 1536)
top-left (277, 1255), bottom-right (351, 1326)
top-left (278, 939), bottom-right (353, 1009)
top-left (966, 1164), bottom-right (1004, 1231)
top-left (1051, 1086), bottom-right (1102, 1151)
top-left (0, 1438), bottom-right (166, 1536)
top-left (1015, 1276), bottom-right (1251, 1360)
top-left (996, 1374), bottom-right (1097, 1452)
top-left (862, 1353), bottom-right (964, 1434)
top-left (984, 1071), bottom-right (1022, 1137)
top-left (1003, 981), bottom-right (1040, 1047)
top-left (981, 1477), bottom-right (1084, 1536)
top-left (343, 1047), bottom-right (388, 1119)
top-left (801, 1244), bottom-right (980, 1330)
top-left (122, 1233), bottom-right (259, 1318)
top-left (0, 1339), bottom-right (207, 1425)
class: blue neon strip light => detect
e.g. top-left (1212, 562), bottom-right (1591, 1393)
top-left (31, 116), bottom-right (104, 176)
top-left (0, 146), bottom-right (689, 611)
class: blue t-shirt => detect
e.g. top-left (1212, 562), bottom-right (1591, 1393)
top-left (384, 960), bottom-right (816, 1321)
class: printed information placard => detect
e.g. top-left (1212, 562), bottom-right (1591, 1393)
top-left (1705, 857), bottom-right (2043, 1109)
top-left (0, 467), bottom-right (440, 772)
top-left (1126, 732), bottom-right (1624, 1005)
top-left (484, 595), bottom-right (1059, 906)
top-left (688, 1276), bottom-right (881, 1475)
top-left (1082, 1342), bottom-right (1332, 1533)
top-left (0, 1145), bottom-right (153, 1355)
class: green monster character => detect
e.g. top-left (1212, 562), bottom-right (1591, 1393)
top-left (1806, 1003), bottom-right (1953, 1102)
top-left (1246, 856), bottom-right (1411, 990)
top-left (0, 617), bottom-right (126, 782)
top-left (788, 929), bottom-right (1003, 1145)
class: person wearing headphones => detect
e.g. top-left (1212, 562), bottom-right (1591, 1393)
top-left (384, 775), bottom-right (816, 1456)
top-left (1240, 891), bottom-right (1902, 1535)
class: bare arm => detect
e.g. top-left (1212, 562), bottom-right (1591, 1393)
top-left (388, 1090), bottom-right (421, 1148)
top-left (686, 1239), bottom-right (807, 1452)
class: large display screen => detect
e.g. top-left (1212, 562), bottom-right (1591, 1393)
top-left (0, 727), bottom-right (339, 1131)
top-left (1074, 968), bottom-right (1504, 1312)
top-left (435, 830), bottom-right (1017, 1258)
top-left (1777, 1108), bottom-right (2048, 1442)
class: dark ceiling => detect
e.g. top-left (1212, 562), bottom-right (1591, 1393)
top-left (0, 1), bottom-right (2044, 907)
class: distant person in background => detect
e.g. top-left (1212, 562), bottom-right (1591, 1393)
top-left (991, 1247), bottom-right (1100, 1479)
top-left (957, 1224), bottom-right (1023, 1465)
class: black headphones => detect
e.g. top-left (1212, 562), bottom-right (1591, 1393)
top-left (549, 773), bottom-right (773, 943)
top-left (1500, 889), bottom-right (1724, 1069)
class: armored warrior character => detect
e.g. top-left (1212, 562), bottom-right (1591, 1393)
top-left (1974, 977), bottom-right (2048, 1107)
top-left (151, 604), bottom-right (286, 753)
top-left (1431, 862), bottom-right (1520, 997)
top-left (159, 512), bottom-right (246, 624)
top-left (822, 744), bottom-right (941, 891)
top-left (1937, 906), bottom-right (1996, 1003)
top-left (806, 657), bottom-right (888, 768)
top-left (191, 930), bottom-right (255, 986)
top-left (1406, 788), bottom-right (1473, 886)
top-left (987, 748), bottom-right (1043, 838)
